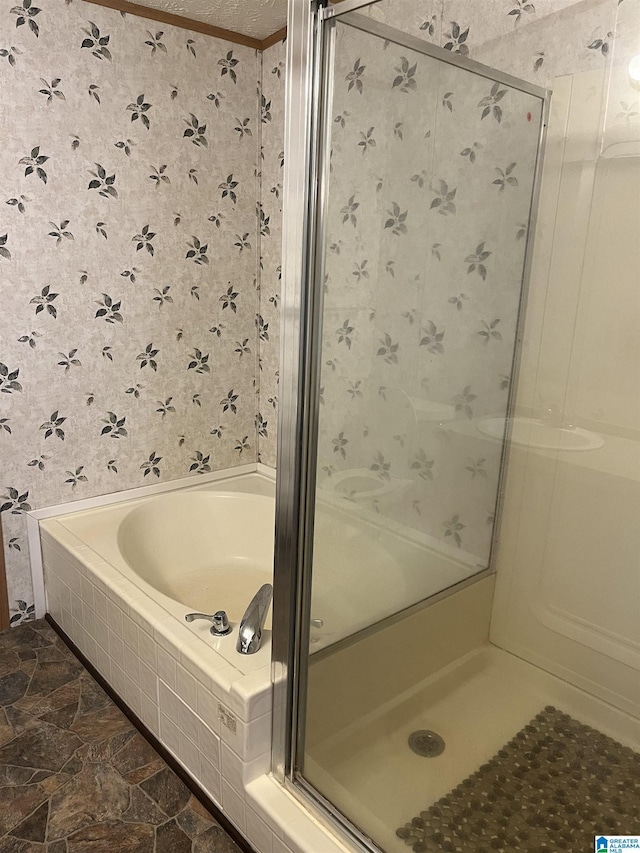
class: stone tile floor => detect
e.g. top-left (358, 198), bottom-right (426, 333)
top-left (396, 706), bottom-right (640, 852)
top-left (0, 619), bottom-right (244, 853)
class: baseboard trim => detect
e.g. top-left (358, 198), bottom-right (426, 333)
top-left (0, 521), bottom-right (9, 631)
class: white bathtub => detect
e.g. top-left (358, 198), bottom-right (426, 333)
top-left (36, 467), bottom-right (354, 853)
top-left (309, 492), bottom-right (480, 649)
top-left (37, 470), bottom-right (291, 849)
top-left (57, 487), bottom-right (275, 641)
top-left (34, 464), bottom-right (477, 853)
top-left (118, 491), bottom-right (274, 625)
top-left (39, 462), bottom-right (480, 665)
top-left (41, 470), bottom-right (276, 672)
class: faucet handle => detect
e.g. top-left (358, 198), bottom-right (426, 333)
top-left (185, 610), bottom-right (232, 636)
top-left (185, 612), bottom-right (212, 622)
top-left (210, 611), bottom-right (231, 636)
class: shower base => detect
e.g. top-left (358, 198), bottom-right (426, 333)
top-left (304, 645), bottom-right (640, 853)
top-left (396, 705), bottom-right (640, 852)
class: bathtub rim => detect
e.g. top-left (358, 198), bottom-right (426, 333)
top-left (35, 461), bottom-right (486, 655)
top-left (38, 468), bottom-right (277, 713)
top-left (27, 462), bottom-right (276, 620)
top-left (38, 485), bottom-right (277, 675)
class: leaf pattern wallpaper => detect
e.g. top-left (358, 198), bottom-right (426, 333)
top-left (0, 0), bottom-right (626, 623)
top-left (313, 20), bottom-right (544, 567)
top-left (367, 0), bottom-right (619, 91)
top-left (306, 0), bottom-right (624, 576)
top-left (0, 0), bottom-right (285, 622)
top-left (257, 39), bottom-right (286, 471)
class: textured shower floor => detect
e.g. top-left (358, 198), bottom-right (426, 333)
top-left (397, 705), bottom-right (640, 852)
top-left (304, 645), bottom-right (640, 853)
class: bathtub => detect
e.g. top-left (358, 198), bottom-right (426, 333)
top-left (39, 464), bottom-right (481, 661)
top-left (34, 464), bottom-right (478, 853)
top-left (40, 470), bottom-right (276, 671)
top-left (309, 491), bottom-right (481, 649)
top-left (36, 466), bottom-right (356, 853)
top-left (37, 469), bottom-right (293, 850)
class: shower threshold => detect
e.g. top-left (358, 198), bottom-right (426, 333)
top-left (304, 645), bottom-right (640, 853)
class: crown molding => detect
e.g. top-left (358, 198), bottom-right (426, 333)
top-left (261, 26), bottom-right (287, 50)
top-left (82, 0), bottom-right (264, 49)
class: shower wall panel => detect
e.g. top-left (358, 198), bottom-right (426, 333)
top-left (491, 0), bottom-right (640, 716)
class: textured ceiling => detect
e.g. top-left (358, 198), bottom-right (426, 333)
top-left (133, 0), bottom-right (288, 40)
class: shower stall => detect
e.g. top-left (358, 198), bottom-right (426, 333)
top-left (273, 1), bottom-right (639, 852)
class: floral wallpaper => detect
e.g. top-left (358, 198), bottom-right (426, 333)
top-left (297, 0), bottom-right (623, 598)
top-left (367, 0), bottom-right (618, 90)
top-left (1, 0), bottom-right (627, 623)
top-left (0, 0), bottom-right (284, 622)
top-left (260, 0), bottom-right (624, 560)
top-left (311, 19), bottom-right (543, 570)
top-left (257, 39), bottom-right (286, 470)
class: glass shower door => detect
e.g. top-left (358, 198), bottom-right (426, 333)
top-left (292, 9), bottom-right (548, 852)
top-left (306, 14), bottom-right (545, 652)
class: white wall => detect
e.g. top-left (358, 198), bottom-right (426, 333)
top-left (490, 0), bottom-right (640, 717)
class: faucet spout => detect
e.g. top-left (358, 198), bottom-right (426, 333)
top-left (236, 583), bottom-right (273, 655)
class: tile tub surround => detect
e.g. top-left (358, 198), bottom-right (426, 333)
top-left (0, 618), bottom-right (244, 852)
top-left (40, 474), bottom-right (274, 817)
top-left (37, 469), bottom-right (353, 853)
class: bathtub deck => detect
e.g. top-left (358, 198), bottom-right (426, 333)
top-left (0, 619), bottom-right (244, 852)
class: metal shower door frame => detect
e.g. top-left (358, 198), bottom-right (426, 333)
top-left (272, 2), bottom-right (550, 850)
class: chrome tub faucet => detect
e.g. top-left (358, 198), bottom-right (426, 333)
top-left (185, 610), bottom-right (232, 636)
top-left (236, 583), bottom-right (273, 655)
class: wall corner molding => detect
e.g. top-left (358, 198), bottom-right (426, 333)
top-left (82, 0), bottom-right (264, 48)
top-left (261, 27), bottom-right (287, 51)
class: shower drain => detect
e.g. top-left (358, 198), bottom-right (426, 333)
top-left (408, 729), bottom-right (445, 758)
